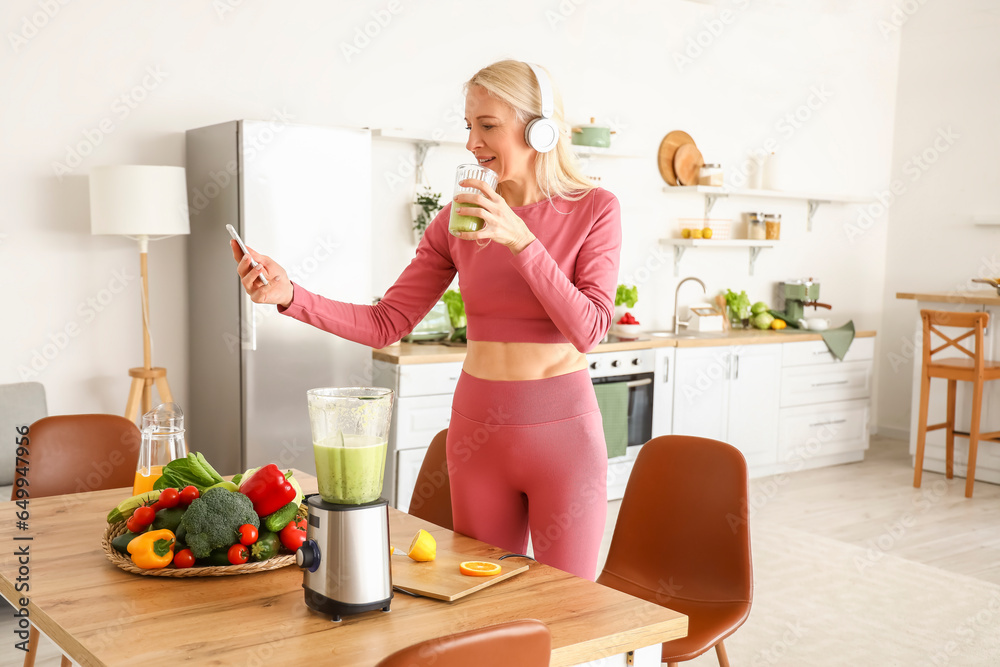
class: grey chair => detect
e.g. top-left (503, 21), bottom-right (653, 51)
top-left (0, 382), bottom-right (48, 500)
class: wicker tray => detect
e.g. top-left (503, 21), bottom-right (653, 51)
top-left (101, 505), bottom-right (305, 577)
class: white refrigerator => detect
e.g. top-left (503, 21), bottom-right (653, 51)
top-left (185, 120), bottom-right (373, 477)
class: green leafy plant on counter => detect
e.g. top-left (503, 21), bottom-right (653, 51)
top-left (724, 289), bottom-right (752, 326)
top-left (413, 187), bottom-right (444, 235)
top-left (441, 289), bottom-right (467, 342)
top-left (615, 284), bottom-right (638, 308)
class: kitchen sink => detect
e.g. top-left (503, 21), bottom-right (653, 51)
top-left (647, 331), bottom-right (718, 340)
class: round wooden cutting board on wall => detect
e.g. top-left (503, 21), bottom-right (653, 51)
top-left (673, 142), bottom-right (704, 186)
top-left (657, 130), bottom-right (696, 185)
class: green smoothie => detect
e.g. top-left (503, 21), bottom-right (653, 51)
top-left (313, 434), bottom-right (387, 504)
top-left (449, 202), bottom-right (483, 235)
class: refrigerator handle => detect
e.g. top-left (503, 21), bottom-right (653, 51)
top-left (242, 292), bottom-right (257, 351)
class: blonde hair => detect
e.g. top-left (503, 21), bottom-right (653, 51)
top-left (465, 60), bottom-right (594, 202)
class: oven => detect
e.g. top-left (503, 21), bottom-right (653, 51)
top-left (588, 348), bottom-right (656, 449)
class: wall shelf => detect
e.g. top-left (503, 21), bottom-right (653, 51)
top-left (370, 128), bottom-right (644, 159)
top-left (659, 238), bottom-right (776, 276)
top-left (661, 185), bottom-right (869, 231)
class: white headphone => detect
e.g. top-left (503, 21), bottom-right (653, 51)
top-left (523, 63), bottom-right (559, 153)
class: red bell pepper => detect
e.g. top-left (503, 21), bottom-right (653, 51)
top-left (240, 464), bottom-right (296, 517)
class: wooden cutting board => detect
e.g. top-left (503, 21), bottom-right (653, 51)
top-left (390, 552), bottom-right (529, 601)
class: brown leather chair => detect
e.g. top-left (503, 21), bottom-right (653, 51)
top-left (913, 309), bottom-right (1000, 498)
top-left (597, 435), bottom-right (752, 667)
top-left (374, 619), bottom-right (551, 667)
top-left (406, 428), bottom-right (453, 530)
top-left (13, 414), bottom-right (141, 667)
top-left (12, 414), bottom-right (141, 500)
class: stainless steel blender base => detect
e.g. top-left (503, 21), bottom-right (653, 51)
top-left (303, 587), bottom-right (392, 622)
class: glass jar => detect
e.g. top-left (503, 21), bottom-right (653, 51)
top-left (764, 213), bottom-right (781, 240)
top-left (747, 212), bottom-right (766, 240)
top-left (697, 163), bottom-right (723, 187)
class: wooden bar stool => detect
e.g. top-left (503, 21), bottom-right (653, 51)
top-left (913, 309), bottom-right (1000, 498)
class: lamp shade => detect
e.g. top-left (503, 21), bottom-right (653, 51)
top-left (89, 165), bottom-right (190, 236)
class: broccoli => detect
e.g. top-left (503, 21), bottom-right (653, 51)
top-left (179, 487), bottom-right (260, 559)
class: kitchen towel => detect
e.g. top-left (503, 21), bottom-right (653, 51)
top-left (594, 382), bottom-right (628, 458)
top-left (821, 320), bottom-right (855, 361)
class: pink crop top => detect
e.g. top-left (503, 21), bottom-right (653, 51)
top-left (278, 187), bottom-right (622, 353)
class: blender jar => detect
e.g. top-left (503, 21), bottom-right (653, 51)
top-left (134, 402), bottom-right (189, 494)
top-left (307, 388), bottom-right (394, 504)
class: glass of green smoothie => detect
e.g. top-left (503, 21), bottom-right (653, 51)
top-left (449, 163), bottom-right (499, 236)
top-left (306, 387), bottom-right (394, 505)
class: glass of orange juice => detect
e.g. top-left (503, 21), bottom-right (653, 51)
top-left (133, 403), bottom-right (188, 495)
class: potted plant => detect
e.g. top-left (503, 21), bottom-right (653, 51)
top-left (614, 284), bottom-right (640, 336)
top-left (412, 186), bottom-right (443, 244)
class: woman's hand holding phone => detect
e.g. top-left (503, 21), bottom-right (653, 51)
top-left (230, 240), bottom-right (294, 308)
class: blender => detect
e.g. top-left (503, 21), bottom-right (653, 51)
top-left (295, 387), bottom-right (394, 621)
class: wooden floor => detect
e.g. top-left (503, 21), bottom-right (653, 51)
top-left (3, 435), bottom-right (999, 666)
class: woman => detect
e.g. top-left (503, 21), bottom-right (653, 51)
top-left (232, 60), bottom-right (621, 580)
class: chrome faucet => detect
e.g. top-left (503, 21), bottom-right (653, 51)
top-left (674, 276), bottom-right (707, 334)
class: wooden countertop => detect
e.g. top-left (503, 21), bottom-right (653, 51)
top-left (896, 289), bottom-right (1000, 306)
top-left (373, 329), bottom-right (877, 364)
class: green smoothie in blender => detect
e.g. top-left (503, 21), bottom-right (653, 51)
top-left (314, 434), bottom-right (388, 504)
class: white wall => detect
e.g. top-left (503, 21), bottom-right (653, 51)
top-left (1, 0), bottom-right (900, 424)
top-left (876, 0), bottom-right (1000, 436)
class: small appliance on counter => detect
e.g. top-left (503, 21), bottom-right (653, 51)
top-left (297, 388), bottom-right (394, 622)
top-left (688, 304), bottom-right (725, 332)
top-left (775, 278), bottom-right (831, 325)
top-left (401, 301), bottom-right (450, 342)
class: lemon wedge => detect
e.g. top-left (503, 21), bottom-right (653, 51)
top-left (407, 529), bottom-right (437, 562)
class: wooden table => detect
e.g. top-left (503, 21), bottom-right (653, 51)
top-left (0, 479), bottom-right (686, 666)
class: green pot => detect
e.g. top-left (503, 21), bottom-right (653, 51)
top-left (571, 118), bottom-right (613, 148)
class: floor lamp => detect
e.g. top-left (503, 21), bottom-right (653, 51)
top-left (89, 165), bottom-right (190, 424)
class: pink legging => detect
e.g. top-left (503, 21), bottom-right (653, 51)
top-left (446, 369), bottom-right (607, 581)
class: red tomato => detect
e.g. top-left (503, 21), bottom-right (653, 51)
top-left (238, 524), bottom-right (259, 546)
top-left (227, 544), bottom-right (249, 565)
top-left (279, 518), bottom-right (307, 552)
top-left (178, 486), bottom-right (200, 506)
top-left (152, 488), bottom-right (180, 511)
top-left (126, 505), bottom-right (156, 533)
top-left (173, 548), bottom-right (195, 569)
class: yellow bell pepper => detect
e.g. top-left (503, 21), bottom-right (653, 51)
top-left (127, 529), bottom-right (176, 569)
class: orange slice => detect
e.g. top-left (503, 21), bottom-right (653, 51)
top-left (459, 560), bottom-right (501, 577)
top-left (407, 529), bottom-right (437, 562)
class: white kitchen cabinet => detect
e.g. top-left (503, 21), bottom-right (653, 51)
top-left (777, 339), bottom-right (873, 472)
top-left (651, 347), bottom-right (675, 438)
top-left (394, 447), bottom-right (428, 514)
top-left (672, 344), bottom-right (782, 471)
top-left (373, 359), bottom-right (458, 508)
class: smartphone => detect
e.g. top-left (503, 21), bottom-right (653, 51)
top-left (226, 224), bottom-right (269, 286)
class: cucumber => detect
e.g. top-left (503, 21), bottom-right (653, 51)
top-left (199, 547), bottom-right (232, 567)
top-left (250, 529), bottom-right (281, 562)
top-left (151, 507), bottom-right (186, 533)
top-left (111, 531), bottom-right (141, 554)
top-left (263, 501), bottom-right (299, 532)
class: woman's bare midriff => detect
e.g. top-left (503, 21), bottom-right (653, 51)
top-left (462, 340), bottom-right (588, 381)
